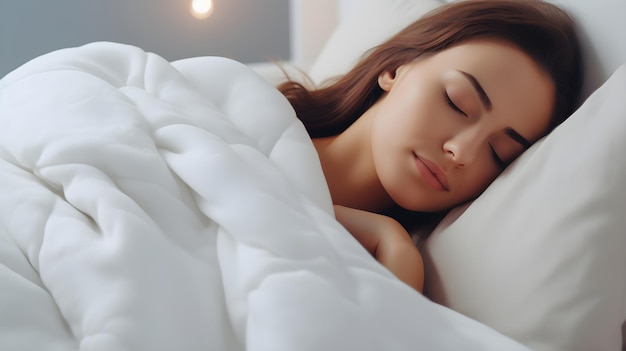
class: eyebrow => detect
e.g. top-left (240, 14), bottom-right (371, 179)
top-left (505, 127), bottom-right (531, 148)
top-left (458, 70), bottom-right (492, 112)
top-left (458, 70), bottom-right (531, 149)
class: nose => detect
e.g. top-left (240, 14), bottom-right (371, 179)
top-left (443, 128), bottom-right (482, 168)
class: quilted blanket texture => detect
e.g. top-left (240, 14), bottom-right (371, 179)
top-left (0, 42), bottom-right (529, 350)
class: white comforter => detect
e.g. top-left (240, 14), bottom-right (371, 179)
top-left (0, 42), bottom-right (530, 351)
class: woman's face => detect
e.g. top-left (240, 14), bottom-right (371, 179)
top-left (371, 40), bottom-right (554, 212)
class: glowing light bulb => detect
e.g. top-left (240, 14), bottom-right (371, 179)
top-left (191, 0), bottom-right (214, 19)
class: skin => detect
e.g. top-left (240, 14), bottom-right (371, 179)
top-left (314, 40), bottom-right (555, 292)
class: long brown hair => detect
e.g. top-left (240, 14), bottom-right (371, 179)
top-left (278, 0), bottom-right (583, 139)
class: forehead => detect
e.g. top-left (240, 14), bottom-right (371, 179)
top-left (427, 40), bottom-right (556, 141)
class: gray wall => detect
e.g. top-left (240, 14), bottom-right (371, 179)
top-left (0, 0), bottom-right (291, 78)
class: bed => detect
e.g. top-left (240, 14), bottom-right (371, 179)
top-left (1, 0), bottom-right (625, 350)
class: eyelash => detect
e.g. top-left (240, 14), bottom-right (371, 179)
top-left (489, 144), bottom-right (507, 169)
top-left (444, 91), bottom-right (467, 117)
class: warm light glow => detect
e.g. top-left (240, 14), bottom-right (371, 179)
top-left (191, 0), bottom-right (214, 19)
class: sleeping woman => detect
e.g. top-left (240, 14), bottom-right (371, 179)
top-left (278, 0), bottom-right (583, 292)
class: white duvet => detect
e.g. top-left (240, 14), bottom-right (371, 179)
top-left (0, 42), bottom-right (530, 351)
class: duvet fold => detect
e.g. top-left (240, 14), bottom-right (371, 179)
top-left (0, 42), bottom-right (530, 351)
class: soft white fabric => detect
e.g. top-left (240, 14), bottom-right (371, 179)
top-left (423, 65), bottom-right (626, 351)
top-left (0, 42), bottom-right (532, 350)
top-left (540, 0), bottom-right (626, 98)
top-left (307, 0), bottom-right (443, 85)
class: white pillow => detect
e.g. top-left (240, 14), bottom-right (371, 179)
top-left (546, 0), bottom-right (626, 98)
top-left (422, 65), bottom-right (626, 351)
top-left (307, 0), bottom-right (442, 85)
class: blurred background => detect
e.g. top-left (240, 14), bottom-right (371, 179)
top-left (0, 0), bottom-right (291, 78)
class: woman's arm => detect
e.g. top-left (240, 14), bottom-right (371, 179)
top-left (334, 205), bottom-right (424, 292)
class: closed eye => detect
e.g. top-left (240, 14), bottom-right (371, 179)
top-left (489, 144), bottom-right (507, 169)
top-left (444, 91), bottom-right (467, 117)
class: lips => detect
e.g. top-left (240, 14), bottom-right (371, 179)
top-left (413, 153), bottom-right (450, 191)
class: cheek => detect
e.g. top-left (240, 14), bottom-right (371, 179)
top-left (369, 98), bottom-right (421, 156)
top-left (457, 166), bottom-right (501, 202)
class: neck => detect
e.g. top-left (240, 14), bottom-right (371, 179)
top-left (312, 107), bottom-right (394, 213)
